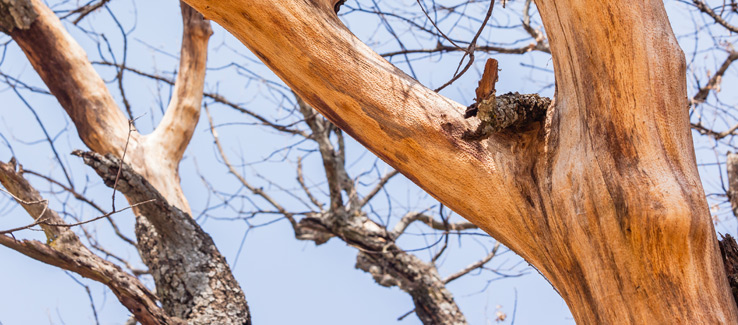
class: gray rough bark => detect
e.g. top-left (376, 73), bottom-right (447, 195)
top-left (0, 0), bottom-right (36, 33)
top-left (209, 97), bottom-right (479, 325)
top-left (719, 234), bottom-right (738, 307)
top-left (0, 0), bottom-right (253, 323)
top-left (463, 92), bottom-right (552, 140)
top-left (294, 99), bottom-right (468, 325)
top-left (298, 212), bottom-right (467, 325)
top-left (73, 151), bottom-right (251, 325)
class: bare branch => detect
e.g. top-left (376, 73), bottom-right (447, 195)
top-left (392, 212), bottom-right (478, 238)
top-left (360, 170), bottom-right (399, 207)
top-left (297, 157), bottom-right (324, 209)
top-left (691, 51), bottom-right (738, 106)
top-left (444, 242), bottom-right (500, 283)
top-left (296, 96), bottom-right (346, 211)
top-left (150, 2), bottom-right (212, 163)
top-left (727, 153), bottom-right (738, 218)
top-left (22, 169), bottom-right (137, 246)
top-left (63, 0), bottom-right (111, 24)
top-left (0, 160), bottom-right (61, 240)
top-left (692, 0), bottom-right (738, 33)
top-left (5, 0), bottom-right (134, 156)
top-left (205, 106), bottom-right (297, 228)
top-left (73, 150), bottom-right (251, 324)
top-left (92, 60), bottom-right (310, 137)
top-left (0, 160), bottom-right (173, 324)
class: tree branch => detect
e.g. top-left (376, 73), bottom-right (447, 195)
top-left (0, 160), bottom-right (174, 325)
top-left (360, 170), bottom-right (399, 208)
top-left (181, 0), bottom-right (531, 239)
top-left (691, 51), bottom-right (738, 106)
top-left (727, 153), bottom-right (738, 218)
top-left (72, 150), bottom-right (251, 324)
top-left (444, 242), bottom-right (500, 284)
top-left (3, 0), bottom-right (134, 156)
top-left (392, 212), bottom-right (477, 238)
top-left (692, 0), bottom-right (738, 33)
top-left (149, 2), bottom-right (212, 163)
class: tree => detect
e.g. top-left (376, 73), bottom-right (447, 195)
top-left (0, 0), bottom-right (525, 324)
top-left (176, 0), bottom-right (738, 323)
top-left (0, 0), bottom-right (737, 324)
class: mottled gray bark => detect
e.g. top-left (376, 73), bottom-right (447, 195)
top-left (74, 151), bottom-right (250, 325)
top-left (291, 98), bottom-right (469, 325)
top-left (0, 0), bottom-right (36, 33)
top-left (719, 234), bottom-right (738, 308)
top-left (296, 211), bottom-right (467, 325)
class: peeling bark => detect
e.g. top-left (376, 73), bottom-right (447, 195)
top-left (463, 92), bottom-right (551, 140)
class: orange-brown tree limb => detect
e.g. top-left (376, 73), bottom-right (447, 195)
top-left (181, 0), bottom-right (738, 323)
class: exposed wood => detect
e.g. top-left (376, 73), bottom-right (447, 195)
top-left (181, 0), bottom-right (738, 323)
top-left (10, 0), bottom-right (135, 158)
top-left (532, 1), bottom-right (734, 322)
top-left (150, 3), bottom-right (212, 165)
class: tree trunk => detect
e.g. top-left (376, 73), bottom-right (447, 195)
top-left (181, 0), bottom-right (738, 323)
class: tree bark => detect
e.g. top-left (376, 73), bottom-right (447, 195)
top-left (1, 0), bottom-right (250, 323)
top-left (0, 161), bottom-right (177, 325)
top-left (74, 151), bottom-right (250, 324)
top-left (181, 0), bottom-right (738, 323)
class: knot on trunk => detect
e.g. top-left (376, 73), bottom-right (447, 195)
top-left (0, 0), bottom-right (36, 34)
top-left (463, 92), bottom-right (551, 140)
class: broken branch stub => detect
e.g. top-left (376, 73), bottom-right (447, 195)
top-left (463, 59), bottom-right (550, 140)
top-left (463, 92), bottom-right (551, 140)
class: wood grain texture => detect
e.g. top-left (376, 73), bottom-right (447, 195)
top-left (475, 58), bottom-right (498, 102)
top-left (181, 0), bottom-right (738, 323)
